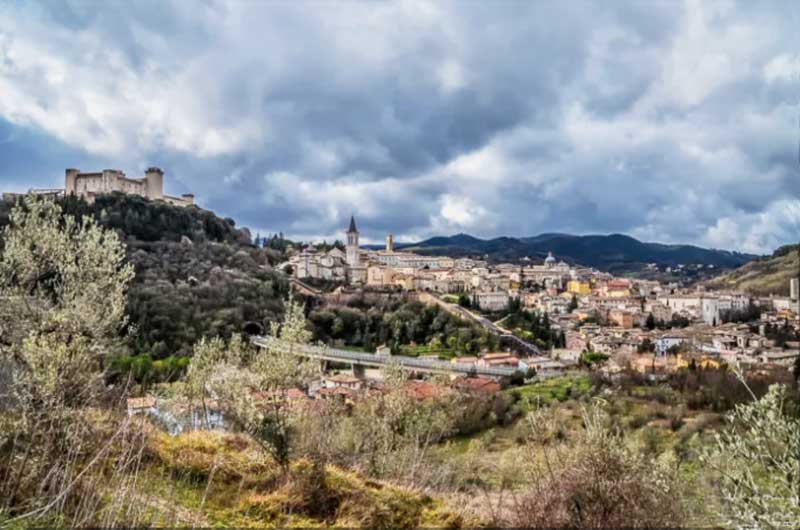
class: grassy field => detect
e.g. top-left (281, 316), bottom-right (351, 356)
top-left (508, 374), bottom-right (593, 407)
top-left (398, 344), bottom-right (459, 359)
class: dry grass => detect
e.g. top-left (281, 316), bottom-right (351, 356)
top-left (139, 429), bottom-right (469, 529)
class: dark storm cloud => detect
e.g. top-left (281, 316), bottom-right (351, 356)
top-left (0, 0), bottom-right (798, 252)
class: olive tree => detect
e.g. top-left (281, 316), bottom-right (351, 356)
top-left (186, 297), bottom-right (317, 471)
top-left (0, 195), bottom-right (134, 523)
top-left (702, 384), bottom-right (800, 529)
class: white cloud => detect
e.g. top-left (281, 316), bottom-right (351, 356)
top-left (0, 0), bottom-right (798, 253)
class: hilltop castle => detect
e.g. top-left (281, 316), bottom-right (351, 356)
top-left (64, 167), bottom-right (195, 206)
top-left (5, 167), bottom-right (195, 207)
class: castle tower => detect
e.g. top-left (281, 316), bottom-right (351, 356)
top-left (145, 167), bottom-right (164, 200)
top-left (346, 215), bottom-right (360, 267)
top-left (65, 168), bottom-right (79, 195)
top-left (385, 232), bottom-right (393, 252)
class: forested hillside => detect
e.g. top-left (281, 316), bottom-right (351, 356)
top-left (0, 193), bottom-right (291, 361)
top-left (308, 295), bottom-right (500, 356)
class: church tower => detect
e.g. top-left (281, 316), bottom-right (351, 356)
top-left (346, 215), bottom-right (360, 267)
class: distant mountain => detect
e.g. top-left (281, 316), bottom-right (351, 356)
top-left (389, 232), bottom-right (757, 272)
top-left (707, 244), bottom-right (799, 296)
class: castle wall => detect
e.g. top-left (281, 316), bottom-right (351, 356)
top-left (63, 167), bottom-right (193, 207)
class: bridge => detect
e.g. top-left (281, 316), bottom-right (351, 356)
top-left (251, 336), bottom-right (524, 378)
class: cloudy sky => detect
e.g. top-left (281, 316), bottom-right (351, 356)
top-left (1, 1), bottom-right (798, 253)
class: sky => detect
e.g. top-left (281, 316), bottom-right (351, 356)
top-left (0, 0), bottom-right (799, 254)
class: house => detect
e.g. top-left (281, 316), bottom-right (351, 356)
top-left (655, 334), bottom-right (685, 356)
top-left (316, 386), bottom-right (358, 402)
top-left (323, 374), bottom-right (363, 390)
top-left (452, 356), bottom-right (478, 368)
top-left (759, 350), bottom-right (800, 366)
top-left (567, 280), bottom-right (591, 295)
top-left (477, 353), bottom-right (519, 369)
top-left (609, 309), bottom-right (635, 329)
top-left (403, 380), bottom-right (452, 401)
top-left (474, 290), bottom-right (510, 312)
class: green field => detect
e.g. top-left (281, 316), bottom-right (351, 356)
top-left (398, 344), bottom-right (459, 359)
top-left (508, 374), bottom-right (593, 407)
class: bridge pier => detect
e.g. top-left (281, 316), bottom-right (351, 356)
top-left (320, 359), bottom-right (329, 373)
top-left (352, 363), bottom-right (366, 379)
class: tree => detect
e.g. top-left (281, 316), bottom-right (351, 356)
top-left (457, 293), bottom-right (472, 308)
top-left (645, 312), bottom-right (656, 330)
top-left (567, 295), bottom-right (578, 312)
top-left (0, 195), bottom-right (134, 522)
top-left (187, 297), bottom-right (317, 471)
top-left (507, 405), bottom-right (687, 527)
top-left (702, 384), bottom-right (800, 528)
top-left (0, 196), bottom-right (134, 400)
top-left (794, 354), bottom-right (800, 383)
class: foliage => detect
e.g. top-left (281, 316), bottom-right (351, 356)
top-left (0, 196), bottom-right (141, 525)
top-left (145, 430), bottom-right (466, 528)
top-left (719, 302), bottom-right (761, 324)
top-left (308, 297), bottom-right (498, 355)
top-left (185, 298), bottom-right (317, 471)
top-left (107, 353), bottom-right (190, 385)
top-left (0, 194), bottom-right (291, 359)
top-left (510, 375), bottom-right (593, 407)
top-left (125, 238), bottom-right (288, 357)
top-left (665, 365), bottom-right (785, 412)
top-left (702, 384), bottom-right (800, 529)
top-left (501, 309), bottom-right (565, 349)
top-left (57, 192), bottom-right (243, 244)
top-left (505, 405), bottom-right (688, 527)
top-left (579, 351), bottom-right (609, 367)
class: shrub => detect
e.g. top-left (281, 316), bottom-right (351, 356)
top-left (506, 406), bottom-right (687, 527)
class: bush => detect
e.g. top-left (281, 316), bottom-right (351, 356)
top-left (505, 406), bottom-right (687, 527)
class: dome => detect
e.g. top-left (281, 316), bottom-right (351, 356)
top-left (544, 251), bottom-right (556, 265)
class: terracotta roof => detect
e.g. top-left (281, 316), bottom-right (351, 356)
top-left (317, 387), bottom-right (357, 399)
top-left (482, 353), bottom-right (517, 360)
top-left (404, 380), bottom-right (449, 400)
top-left (453, 376), bottom-right (501, 395)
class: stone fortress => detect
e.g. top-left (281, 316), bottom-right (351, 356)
top-left (64, 167), bottom-right (195, 206)
top-left (5, 167), bottom-right (195, 207)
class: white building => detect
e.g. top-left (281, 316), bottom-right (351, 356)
top-left (474, 291), bottom-right (510, 312)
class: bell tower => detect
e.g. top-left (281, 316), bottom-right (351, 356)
top-left (346, 215), bottom-right (360, 267)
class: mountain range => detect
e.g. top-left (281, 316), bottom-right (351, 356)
top-left (369, 233), bottom-right (757, 273)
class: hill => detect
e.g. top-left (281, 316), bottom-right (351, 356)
top-left (0, 193), bottom-right (292, 361)
top-left (706, 244), bottom-right (799, 296)
top-left (394, 232), bottom-right (755, 272)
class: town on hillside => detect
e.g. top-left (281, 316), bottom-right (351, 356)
top-left (276, 215), bottom-right (800, 389)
